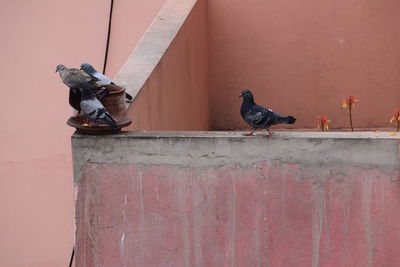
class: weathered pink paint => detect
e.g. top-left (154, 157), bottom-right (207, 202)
top-left (75, 162), bottom-right (400, 266)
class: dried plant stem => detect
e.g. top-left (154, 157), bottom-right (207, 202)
top-left (349, 107), bottom-right (354, 131)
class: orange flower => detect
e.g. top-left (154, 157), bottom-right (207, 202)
top-left (390, 109), bottom-right (400, 123)
top-left (342, 96), bottom-right (359, 109)
top-left (317, 116), bottom-right (331, 131)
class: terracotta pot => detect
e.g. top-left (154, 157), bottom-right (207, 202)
top-left (98, 84), bottom-right (127, 116)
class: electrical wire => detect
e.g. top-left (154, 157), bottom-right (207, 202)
top-left (103, 0), bottom-right (114, 74)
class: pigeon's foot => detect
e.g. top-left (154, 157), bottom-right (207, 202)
top-left (266, 129), bottom-right (274, 137)
top-left (243, 129), bottom-right (256, 136)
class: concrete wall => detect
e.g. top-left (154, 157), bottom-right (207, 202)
top-left (115, 0), bottom-right (210, 131)
top-left (0, 1), bottom-right (165, 266)
top-left (208, 0), bottom-right (400, 130)
top-left (72, 131), bottom-right (400, 266)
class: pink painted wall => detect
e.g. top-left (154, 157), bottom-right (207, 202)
top-left (0, 0), bottom-right (165, 266)
top-left (76, 163), bottom-right (400, 266)
top-left (208, 0), bottom-right (400, 130)
top-left (71, 131), bottom-right (400, 266)
top-left (126, 0), bottom-right (210, 131)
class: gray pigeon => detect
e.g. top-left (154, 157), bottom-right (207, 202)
top-left (80, 63), bottom-right (133, 101)
top-left (55, 64), bottom-right (99, 88)
top-left (239, 89), bottom-right (296, 137)
top-left (78, 82), bottom-right (118, 130)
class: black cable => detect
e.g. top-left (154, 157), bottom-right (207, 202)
top-left (68, 247), bottom-right (74, 267)
top-left (103, 0), bottom-right (114, 74)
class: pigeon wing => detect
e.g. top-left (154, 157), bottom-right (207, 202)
top-left (92, 72), bottom-right (113, 86)
top-left (246, 105), bottom-right (273, 128)
top-left (80, 67), bottom-right (113, 86)
top-left (80, 98), bottom-right (117, 129)
top-left (70, 68), bottom-right (98, 82)
top-left (61, 68), bottom-right (99, 88)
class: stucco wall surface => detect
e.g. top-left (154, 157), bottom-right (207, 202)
top-left (116, 0), bottom-right (210, 131)
top-left (208, 0), bottom-right (400, 130)
top-left (72, 131), bottom-right (400, 266)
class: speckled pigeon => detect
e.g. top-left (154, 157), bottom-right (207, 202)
top-left (78, 82), bottom-right (118, 130)
top-left (239, 89), bottom-right (296, 137)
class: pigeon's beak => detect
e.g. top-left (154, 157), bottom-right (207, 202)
top-left (239, 93), bottom-right (242, 97)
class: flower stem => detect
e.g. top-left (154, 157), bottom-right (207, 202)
top-left (397, 120), bottom-right (399, 132)
top-left (349, 107), bottom-right (354, 131)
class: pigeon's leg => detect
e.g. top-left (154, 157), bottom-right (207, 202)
top-left (266, 128), bottom-right (274, 137)
top-left (244, 128), bottom-right (256, 136)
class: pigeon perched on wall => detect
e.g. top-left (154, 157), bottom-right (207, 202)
top-left (55, 64), bottom-right (99, 88)
top-left (80, 63), bottom-right (133, 101)
top-left (78, 82), bottom-right (118, 130)
top-left (239, 89), bottom-right (296, 137)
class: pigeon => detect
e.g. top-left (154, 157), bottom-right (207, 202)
top-left (80, 63), bottom-right (133, 101)
top-left (78, 82), bottom-right (118, 130)
top-left (69, 86), bottom-right (110, 116)
top-left (55, 64), bottom-right (99, 88)
top-left (239, 89), bottom-right (296, 137)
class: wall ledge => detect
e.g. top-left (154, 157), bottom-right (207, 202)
top-left (72, 131), bottom-right (400, 185)
top-left (72, 130), bottom-right (400, 140)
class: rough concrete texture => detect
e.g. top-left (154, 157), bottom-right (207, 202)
top-left (115, 0), bottom-right (210, 131)
top-left (73, 131), bottom-right (400, 266)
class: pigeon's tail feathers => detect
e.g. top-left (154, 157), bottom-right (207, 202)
top-left (95, 113), bottom-right (118, 130)
top-left (274, 114), bottom-right (296, 125)
top-left (101, 112), bottom-right (118, 130)
top-left (125, 92), bottom-right (133, 101)
top-left (93, 108), bottom-right (118, 130)
top-left (95, 88), bottom-right (110, 100)
top-left (286, 116), bottom-right (296, 124)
